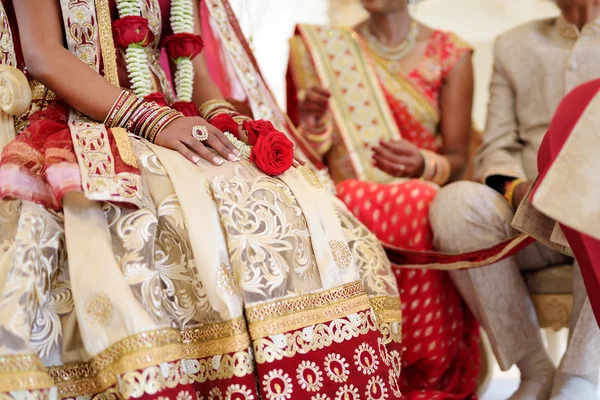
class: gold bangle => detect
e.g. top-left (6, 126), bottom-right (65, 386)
top-left (504, 178), bottom-right (524, 208)
top-left (199, 100), bottom-right (235, 119)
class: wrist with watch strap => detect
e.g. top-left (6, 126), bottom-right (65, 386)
top-left (504, 178), bottom-right (525, 208)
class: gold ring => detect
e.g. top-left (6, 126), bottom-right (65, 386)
top-left (192, 125), bottom-right (209, 142)
top-left (297, 89), bottom-right (307, 102)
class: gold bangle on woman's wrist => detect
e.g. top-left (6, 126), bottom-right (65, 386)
top-left (104, 90), bottom-right (183, 143)
top-left (419, 150), bottom-right (451, 186)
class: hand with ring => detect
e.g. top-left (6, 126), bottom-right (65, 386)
top-left (155, 116), bottom-right (241, 165)
top-left (372, 139), bottom-right (424, 178)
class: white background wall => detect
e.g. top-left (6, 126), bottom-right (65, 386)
top-left (229, 0), bottom-right (558, 129)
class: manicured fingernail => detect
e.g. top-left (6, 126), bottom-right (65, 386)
top-left (228, 154), bottom-right (239, 162)
top-left (233, 148), bottom-right (241, 156)
top-left (213, 157), bottom-right (224, 165)
top-left (192, 156), bottom-right (200, 164)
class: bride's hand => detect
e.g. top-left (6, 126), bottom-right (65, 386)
top-left (155, 117), bottom-right (241, 165)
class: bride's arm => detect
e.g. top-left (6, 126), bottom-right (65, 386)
top-left (14, 0), bottom-right (121, 121)
top-left (14, 0), bottom-right (238, 165)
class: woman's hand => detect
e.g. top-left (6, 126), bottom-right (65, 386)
top-left (298, 86), bottom-right (331, 131)
top-left (155, 117), bottom-right (240, 165)
top-left (372, 139), bottom-right (424, 178)
top-left (512, 180), bottom-right (533, 210)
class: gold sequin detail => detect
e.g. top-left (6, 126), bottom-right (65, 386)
top-left (216, 263), bottom-right (238, 295)
top-left (94, 0), bottom-right (119, 86)
top-left (0, 354), bottom-right (54, 392)
top-left (299, 166), bottom-right (323, 189)
top-left (330, 239), bottom-right (353, 269)
top-left (48, 363), bottom-right (100, 398)
top-left (111, 128), bottom-right (139, 168)
top-left (83, 293), bottom-right (113, 328)
top-left (180, 318), bottom-right (250, 359)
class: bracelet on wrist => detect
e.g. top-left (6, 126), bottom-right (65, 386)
top-left (105, 90), bottom-right (184, 143)
top-left (504, 179), bottom-right (524, 208)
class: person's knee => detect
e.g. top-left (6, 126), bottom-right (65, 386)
top-left (430, 181), bottom-right (507, 250)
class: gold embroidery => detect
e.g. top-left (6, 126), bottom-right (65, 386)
top-left (0, 354), bottom-right (54, 392)
top-left (186, 350), bottom-right (254, 384)
top-left (95, 0), bottom-right (119, 86)
top-left (299, 166), bottom-right (323, 189)
top-left (370, 296), bottom-right (402, 323)
top-left (48, 363), bottom-right (100, 398)
top-left (353, 343), bottom-right (379, 375)
top-left (0, 2), bottom-right (16, 67)
top-left (329, 240), bottom-right (353, 269)
top-left (83, 293), bottom-right (113, 328)
top-left (262, 369), bottom-right (293, 400)
top-left (296, 361), bottom-right (323, 392)
top-left (245, 281), bottom-right (363, 323)
top-left (253, 310), bottom-right (379, 364)
top-left (216, 263), bottom-right (239, 295)
top-left (324, 353), bottom-right (350, 383)
top-left (366, 375), bottom-right (388, 400)
top-left (180, 318), bottom-right (250, 359)
top-left (111, 128), bottom-right (139, 168)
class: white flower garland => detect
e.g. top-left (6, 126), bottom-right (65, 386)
top-left (116, 0), bottom-right (153, 97)
top-left (116, 0), bottom-right (195, 101)
top-left (224, 132), bottom-right (251, 160)
top-left (170, 0), bottom-right (195, 102)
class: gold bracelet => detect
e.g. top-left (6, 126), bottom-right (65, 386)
top-left (504, 179), bottom-right (524, 208)
top-left (199, 100), bottom-right (235, 119)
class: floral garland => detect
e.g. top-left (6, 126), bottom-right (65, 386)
top-left (113, 0), bottom-right (204, 116)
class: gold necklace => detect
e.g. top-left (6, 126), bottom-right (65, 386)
top-left (360, 18), bottom-right (419, 67)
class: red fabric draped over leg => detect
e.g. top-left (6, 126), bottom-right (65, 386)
top-left (535, 79), bottom-right (600, 327)
top-left (337, 179), bottom-right (480, 400)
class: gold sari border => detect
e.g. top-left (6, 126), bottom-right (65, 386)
top-left (94, 0), bottom-right (119, 87)
top-left (247, 282), bottom-right (372, 338)
top-left (245, 281), bottom-right (364, 323)
top-left (296, 24), bottom-right (402, 182)
top-left (370, 296), bottom-right (402, 324)
top-left (0, 354), bottom-right (54, 392)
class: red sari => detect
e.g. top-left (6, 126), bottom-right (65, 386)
top-left (289, 26), bottom-right (480, 399)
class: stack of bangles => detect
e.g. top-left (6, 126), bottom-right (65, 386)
top-left (419, 149), bottom-right (451, 186)
top-left (199, 99), bottom-right (251, 125)
top-left (105, 90), bottom-right (183, 143)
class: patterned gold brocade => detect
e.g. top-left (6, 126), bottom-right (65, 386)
top-left (299, 165), bottom-right (324, 189)
top-left (111, 128), bottom-right (139, 168)
top-left (246, 282), bottom-right (371, 338)
top-left (94, 0), bottom-right (120, 87)
top-left (0, 355), bottom-right (54, 392)
top-left (329, 239), bottom-right (353, 269)
top-left (180, 318), bottom-right (250, 359)
top-left (370, 296), bottom-right (402, 324)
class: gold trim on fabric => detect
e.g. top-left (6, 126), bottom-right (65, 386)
top-left (180, 318), bottom-right (250, 359)
top-left (111, 128), bottom-right (139, 168)
top-left (391, 233), bottom-right (533, 270)
top-left (246, 282), bottom-right (372, 338)
top-left (94, 0), bottom-right (120, 86)
top-left (370, 296), bottom-right (402, 323)
top-left (253, 309), bottom-right (379, 363)
top-left (297, 24), bottom-right (401, 183)
top-left (48, 363), bottom-right (100, 398)
top-left (0, 354), bottom-right (54, 392)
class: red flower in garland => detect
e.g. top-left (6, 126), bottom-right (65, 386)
top-left (242, 119), bottom-right (276, 146)
top-left (172, 101), bottom-right (199, 117)
top-left (112, 16), bottom-right (155, 48)
top-left (144, 93), bottom-right (168, 107)
top-left (250, 130), bottom-right (295, 176)
top-left (209, 114), bottom-right (240, 139)
top-left (163, 33), bottom-right (204, 60)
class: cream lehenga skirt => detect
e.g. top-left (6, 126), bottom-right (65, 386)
top-left (0, 137), bottom-right (403, 400)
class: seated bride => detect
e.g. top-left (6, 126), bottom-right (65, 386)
top-left (0, 0), bottom-right (402, 399)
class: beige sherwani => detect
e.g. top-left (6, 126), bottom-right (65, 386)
top-left (430, 16), bottom-right (600, 378)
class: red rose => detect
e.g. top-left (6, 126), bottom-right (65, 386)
top-left (112, 16), bottom-right (154, 48)
top-left (144, 93), bottom-right (167, 107)
top-left (250, 131), bottom-right (294, 176)
top-left (163, 33), bottom-right (204, 60)
top-left (172, 101), bottom-right (199, 117)
top-left (209, 114), bottom-right (240, 138)
top-left (242, 119), bottom-right (276, 146)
